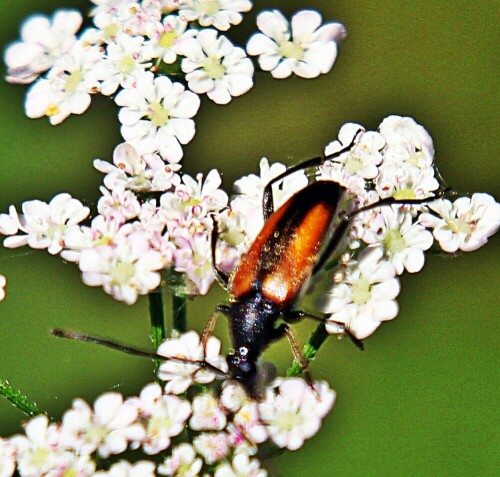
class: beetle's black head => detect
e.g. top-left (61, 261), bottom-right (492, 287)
top-left (226, 346), bottom-right (258, 397)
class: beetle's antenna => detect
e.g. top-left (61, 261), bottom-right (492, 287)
top-left (51, 329), bottom-right (229, 378)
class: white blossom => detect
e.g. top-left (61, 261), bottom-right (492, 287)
top-left (318, 248), bottom-right (400, 339)
top-left (179, 29), bottom-right (254, 104)
top-left (115, 71), bottom-right (200, 162)
top-left (158, 331), bottom-right (228, 394)
top-left (0, 275), bottom-right (6, 302)
top-left (259, 379), bottom-right (334, 451)
top-left (24, 40), bottom-right (102, 124)
top-left (3, 193), bottom-right (90, 255)
top-left (214, 452), bottom-right (268, 477)
top-left (5, 10), bottom-right (82, 84)
top-left (59, 393), bottom-right (145, 458)
top-left (94, 33), bottom-right (151, 95)
top-left (98, 186), bottom-right (141, 224)
top-left (178, 0), bottom-right (252, 31)
top-left (143, 15), bottom-right (196, 64)
top-left (94, 142), bottom-right (182, 192)
top-left (247, 9), bottom-right (346, 79)
top-left (189, 393), bottom-right (227, 431)
top-left (78, 229), bottom-right (165, 304)
top-left (138, 383), bottom-right (192, 454)
top-left (420, 193), bottom-right (500, 252)
top-left (158, 443), bottom-right (202, 476)
top-left (193, 432), bottom-right (229, 464)
top-left (0, 437), bottom-right (16, 477)
top-left (94, 460), bottom-right (156, 477)
top-left (361, 206), bottom-right (434, 274)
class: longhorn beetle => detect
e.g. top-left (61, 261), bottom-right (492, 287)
top-left (54, 128), bottom-right (450, 398)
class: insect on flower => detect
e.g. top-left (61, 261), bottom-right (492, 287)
top-left (53, 127), bottom-right (451, 398)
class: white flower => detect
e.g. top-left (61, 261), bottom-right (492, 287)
top-left (179, 29), bottom-right (254, 104)
top-left (247, 9), bottom-right (346, 79)
top-left (143, 15), bottom-right (196, 64)
top-left (94, 142), bottom-right (182, 192)
top-left (0, 275), bottom-right (6, 302)
top-left (78, 229), bottom-right (165, 304)
top-left (259, 379), bottom-right (335, 451)
top-left (0, 206), bottom-right (20, 235)
top-left (3, 193), bottom-right (90, 255)
top-left (420, 193), bottom-right (500, 252)
top-left (94, 33), bottom-right (151, 95)
top-left (320, 125), bottom-right (384, 194)
top-left (25, 40), bottom-right (103, 125)
top-left (230, 158), bottom-right (308, 242)
top-left (59, 393), bottom-right (145, 458)
top-left (379, 115), bottom-right (435, 169)
top-left (61, 214), bottom-right (121, 263)
top-left (178, 0), bottom-right (252, 31)
top-left (157, 331), bottom-right (228, 394)
top-left (90, 0), bottom-right (161, 38)
top-left (318, 248), bottom-right (400, 339)
top-left (375, 164), bottom-right (439, 202)
top-left (98, 186), bottom-right (141, 224)
top-left (0, 437), bottom-right (16, 477)
top-left (94, 460), bottom-right (156, 477)
top-left (214, 452), bottom-right (268, 477)
top-left (158, 443), bottom-right (202, 476)
top-left (193, 432), bottom-right (229, 464)
top-left (138, 383), bottom-right (192, 454)
top-left (115, 71), bottom-right (200, 162)
top-left (189, 394), bottom-right (227, 431)
top-left (10, 415), bottom-right (61, 476)
top-left (4, 10), bottom-right (82, 84)
top-left (361, 207), bottom-right (434, 274)
top-left (173, 232), bottom-right (216, 294)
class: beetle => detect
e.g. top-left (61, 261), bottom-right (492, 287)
top-left (54, 130), bottom-right (448, 397)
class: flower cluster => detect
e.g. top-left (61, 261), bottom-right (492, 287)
top-left (4, 4), bottom-right (346, 159)
top-left (0, 331), bottom-right (335, 476)
top-left (315, 116), bottom-right (500, 339)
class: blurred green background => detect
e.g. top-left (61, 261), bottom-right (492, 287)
top-left (0, 0), bottom-right (498, 476)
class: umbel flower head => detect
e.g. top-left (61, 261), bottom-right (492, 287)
top-left (0, 331), bottom-right (336, 476)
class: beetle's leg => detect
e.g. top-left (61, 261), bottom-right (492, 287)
top-left (296, 313), bottom-right (364, 351)
top-left (348, 188), bottom-right (454, 220)
top-left (312, 188), bottom-right (454, 276)
top-left (201, 304), bottom-right (230, 358)
top-left (283, 325), bottom-right (318, 398)
top-left (210, 214), bottom-right (230, 288)
top-left (262, 127), bottom-right (364, 219)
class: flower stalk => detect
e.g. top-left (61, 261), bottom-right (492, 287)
top-left (148, 291), bottom-right (166, 379)
top-left (287, 324), bottom-right (329, 377)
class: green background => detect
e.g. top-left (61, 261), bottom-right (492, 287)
top-left (0, 1), bottom-right (498, 476)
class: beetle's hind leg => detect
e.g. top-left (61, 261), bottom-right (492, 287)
top-left (283, 325), bottom-right (318, 399)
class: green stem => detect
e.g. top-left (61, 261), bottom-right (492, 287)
top-left (172, 292), bottom-right (187, 334)
top-left (149, 291), bottom-right (166, 379)
top-left (0, 378), bottom-right (44, 417)
top-left (286, 323), bottom-right (329, 377)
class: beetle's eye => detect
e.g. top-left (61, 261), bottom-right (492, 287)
top-left (239, 346), bottom-right (248, 356)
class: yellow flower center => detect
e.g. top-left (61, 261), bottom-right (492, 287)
top-left (148, 101), bottom-right (170, 127)
top-left (384, 229), bottom-right (406, 253)
top-left (65, 70), bottom-right (83, 93)
top-left (45, 104), bottom-right (60, 117)
top-left (119, 54), bottom-right (136, 74)
top-left (200, 0), bottom-right (220, 16)
top-left (160, 30), bottom-right (179, 49)
top-left (278, 41), bottom-right (304, 60)
top-left (203, 56), bottom-right (226, 79)
top-left (111, 260), bottom-right (135, 285)
top-left (345, 154), bottom-right (363, 174)
top-left (351, 278), bottom-right (371, 305)
top-left (393, 188), bottom-right (416, 200)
